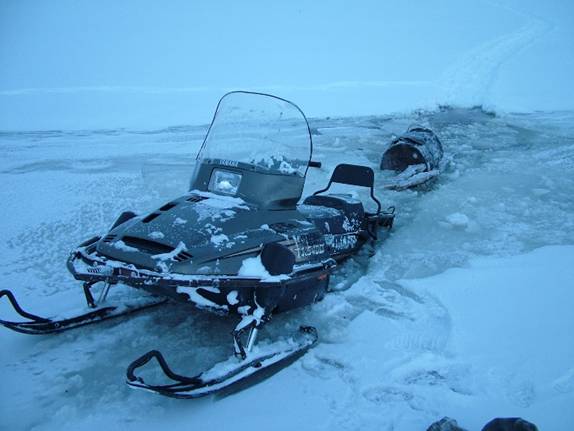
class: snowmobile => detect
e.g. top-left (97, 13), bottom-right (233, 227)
top-left (1, 91), bottom-right (395, 398)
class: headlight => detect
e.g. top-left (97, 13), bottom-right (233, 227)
top-left (208, 169), bottom-right (242, 196)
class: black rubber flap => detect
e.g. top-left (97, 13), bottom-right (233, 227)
top-left (261, 242), bottom-right (295, 276)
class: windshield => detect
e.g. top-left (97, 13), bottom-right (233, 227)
top-left (197, 91), bottom-right (313, 177)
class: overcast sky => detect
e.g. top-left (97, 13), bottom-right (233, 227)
top-left (1, 0), bottom-right (573, 129)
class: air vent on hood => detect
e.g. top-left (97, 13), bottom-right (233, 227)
top-left (173, 251), bottom-right (193, 262)
top-left (121, 236), bottom-right (174, 254)
top-left (142, 212), bottom-right (160, 224)
top-left (269, 222), bottom-right (299, 232)
top-left (159, 202), bottom-right (177, 212)
top-left (102, 234), bottom-right (117, 243)
top-left (186, 195), bottom-right (208, 203)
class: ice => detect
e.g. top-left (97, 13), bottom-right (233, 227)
top-left (2, 0), bottom-right (574, 427)
top-left (445, 212), bottom-right (470, 229)
top-left (1, 109), bottom-right (573, 430)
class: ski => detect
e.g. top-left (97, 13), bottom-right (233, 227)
top-left (0, 289), bottom-right (167, 335)
top-left (126, 326), bottom-right (318, 398)
top-left (384, 165), bottom-right (440, 190)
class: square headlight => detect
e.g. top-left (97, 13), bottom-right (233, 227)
top-left (208, 169), bottom-right (242, 196)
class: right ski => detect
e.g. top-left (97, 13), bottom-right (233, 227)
top-left (0, 289), bottom-right (167, 335)
top-left (126, 326), bottom-right (318, 398)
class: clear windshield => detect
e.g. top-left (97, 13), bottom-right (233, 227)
top-left (197, 92), bottom-right (312, 177)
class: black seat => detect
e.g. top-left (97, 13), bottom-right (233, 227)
top-left (298, 203), bottom-right (347, 234)
top-left (311, 164), bottom-right (381, 214)
top-left (302, 194), bottom-right (364, 233)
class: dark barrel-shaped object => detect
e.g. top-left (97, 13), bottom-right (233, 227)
top-left (381, 125), bottom-right (443, 172)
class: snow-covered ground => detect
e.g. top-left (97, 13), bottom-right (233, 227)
top-left (1, 108), bottom-right (573, 430)
top-left (2, 0), bottom-right (574, 429)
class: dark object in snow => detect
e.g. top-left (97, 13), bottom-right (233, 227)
top-left (381, 125), bottom-right (443, 190)
top-left (1, 91), bottom-right (395, 399)
top-left (426, 417), bottom-right (468, 431)
top-left (481, 418), bottom-right (539, 431)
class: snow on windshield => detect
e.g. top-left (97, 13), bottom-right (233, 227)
top-left (197, 92), bottom-right (312, 177)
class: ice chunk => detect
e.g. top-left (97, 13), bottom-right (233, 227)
top-left (445, 212), bottom-right (469, 228)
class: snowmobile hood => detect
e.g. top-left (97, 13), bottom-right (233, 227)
top-left (96, 191), bottom-right (313, 274)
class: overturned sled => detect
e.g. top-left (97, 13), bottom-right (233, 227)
top-left (381, 125), bottom-right (443, 190)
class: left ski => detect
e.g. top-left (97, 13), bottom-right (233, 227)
top-left (126, 326), bottom-right (318, 398)
top-left (0, 289), bottom-right (168, 335)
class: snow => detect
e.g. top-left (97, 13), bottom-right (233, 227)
top-left (172, 217), bottom-right (187, 225)
top-left (226, 291), bottom-right (239, 306)
top-left (402, 246), bottom-right (574, 430)
top-left (111, 240), bottom-right (138, 252)
top-left (190, 191), bottom-right (250, 222)
top-left (1, 105), bottom-right (574, 431)
top-left (1, 107), bottom-right (572, 431)
top-left (148, 231), bottom-right (165, 240)
top-left (237, 255), bottom-right (289, 282)
top-left (238, 256), bottom-right (269, 278)
top-left (176, 285), bottom-right (228, 312)
top-left (445, 212), bottom-right (470, 229)
top-left (210, 233), bottom-right (229, 247)
top-left (1, 1), bottom-right (574, 429)
top-left (151, 241), bottom-right (187, 261)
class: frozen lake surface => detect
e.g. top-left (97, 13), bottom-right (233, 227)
top-left (1, 107), bottom-right (573, 430)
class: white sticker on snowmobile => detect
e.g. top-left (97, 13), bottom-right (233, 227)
top-left (325, 233), bottom-right (358, 251)
top-left (217, 159), bottom-right (239, 168)
top-left (292, 235), bottom-right (325, 259)
top-left (86, 266), bottom-right (113, 276)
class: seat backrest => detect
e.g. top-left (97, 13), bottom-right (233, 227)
top-left (313, 163), bottom-right (381, 214)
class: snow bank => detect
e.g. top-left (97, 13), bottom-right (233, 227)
top-left (404, 245), bottom-right (574, 430)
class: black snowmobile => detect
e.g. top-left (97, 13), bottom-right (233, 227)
top-left (1, 91), bottom-right (394, 398)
